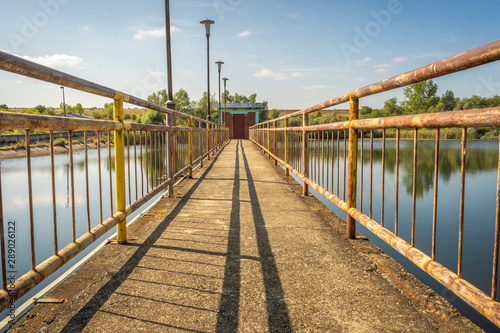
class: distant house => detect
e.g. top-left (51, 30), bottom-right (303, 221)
top-left (214, 103), bottom-right (266, 139)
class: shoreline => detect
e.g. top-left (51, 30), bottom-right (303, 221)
top-left (0, 142), bottom-right (112, 160)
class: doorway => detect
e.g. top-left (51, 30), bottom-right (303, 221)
top-left (233, 114), bottom-right (246, 139)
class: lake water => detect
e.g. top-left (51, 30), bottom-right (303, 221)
top-left (0, 146), bottom-right (167, 329)
top-left (288, 139), bottom-right (500, 332)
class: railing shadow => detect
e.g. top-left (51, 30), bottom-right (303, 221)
top-left (215, 140), bottom-right (291, 332)
top-left (60, 146), bottom-right (226, 332)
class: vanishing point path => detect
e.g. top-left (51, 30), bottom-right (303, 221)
top-left (9, 140), bottom-right (480, 332)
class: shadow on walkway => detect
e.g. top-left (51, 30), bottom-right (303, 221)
top-left (215, 140), bottom-right (291, 332)
top-left (61, 146), bottom-right (226, 332)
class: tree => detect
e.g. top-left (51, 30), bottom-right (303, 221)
top-left (248, 93), bottom-right (257, 104)
top-left (74, 103), bottom-right (83, 114)
top-left (269, 109), bottom-right (280, 119)
top-left (383, 97), bottom-right (403, 115)
top-left (143, 109), bottom-right (165, 125)
top-left (0, 104), bottom-right (8, 110)
top-left (146, 89), bottom-right (168, 124)
top-left (441, 90), bottom-right (457, 111)
top-left (402, 80), bottom-right (439, 113)
top-left (34, 105), bottom-right (46, 114)
top-left (173, 89), bottom-right (192, 114)
top-left (103, 103), bottom-right (114, 119)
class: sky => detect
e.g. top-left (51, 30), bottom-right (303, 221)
top-left (1, 0), bottom-right (500, 111)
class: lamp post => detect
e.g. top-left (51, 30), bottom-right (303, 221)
top-left (222, 77), bottom-right (228, 126)
top-left (60, 86), bottom-right (66, 117)
top-left (215, 61), bottom-right (224, 126)
top-left (200, 19), bottom-right (214, 124)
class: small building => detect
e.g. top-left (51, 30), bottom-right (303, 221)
top-left (213, 103), bottom-right (266, 139)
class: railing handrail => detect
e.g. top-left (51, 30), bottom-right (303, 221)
top-left (254, 39), bottom-right (500, 126)
top-left (0, 51), bottom-right (216, 126)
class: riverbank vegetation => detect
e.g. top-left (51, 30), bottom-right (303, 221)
top-left (282, 80), bottom-right (500, 139)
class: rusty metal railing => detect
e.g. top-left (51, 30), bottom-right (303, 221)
top-left (0, 51), bottom-right (229, 312)
top-left (250, 40), bottom-right (500, 327)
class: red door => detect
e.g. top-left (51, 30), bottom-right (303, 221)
top-left (233, 114), bottom-right (246, 139)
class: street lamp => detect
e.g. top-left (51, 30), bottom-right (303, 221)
top-left (60, 86), bottom-right (66, 117)
top-left (200, 19), bottom-right (214, 123)
top-left (222, 78), bottom-right (228, 126)
top-left (165, 0), bottom-right (175, 112)
top-left (215, 61), bottom-right (224, 126)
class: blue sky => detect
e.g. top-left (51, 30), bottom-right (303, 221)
top-left (1, 0), bottom-right (500, 111)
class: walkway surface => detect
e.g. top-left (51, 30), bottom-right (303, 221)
top-left (9, 140), bottom-right (481, 332)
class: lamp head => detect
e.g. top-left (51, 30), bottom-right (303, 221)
top-left (215, 61), bottom-right (224, 71)
top-left (200, 19), bottom-right (214, 37)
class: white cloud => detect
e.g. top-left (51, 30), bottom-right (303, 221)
top-left (20, 54), bottom-right (83, 68)
top-left (374, 63), bottom-right (392, 68)
top-left (374, 67), bottom-right (390, 73)
top-left (303, 85), bottom-right (334, 90)
top-left (134, 26), bottom-right (181, 40)
top-left (79, 25), bottom-right (90, 31)
top-left (391, 57), bottom-right (407, 63)
top-left (253, 68), bottom-right (304, 81)
top-left (354, 57), bottom-right (371, 65)
top-left (237, 30), bottom-right (252, 38)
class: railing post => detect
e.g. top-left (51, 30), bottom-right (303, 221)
top-left (207, 123), bottom-right (211, 160)
top-left (302, 112), bottom-right (309, 196)
top-left (267, 122), bottom-right (271, 159)
top-left (285, 118), bottom-right (289, 177)
top-left (188, 117), bottom-right (193, 178)
top-left (346, 97), bottom-right (359, 239)
top-left (273, 121), bottom-right (278, 166)
top-left (199, 122), bottom-right (204, 168)
top-left (113, 96), bottom-right (127, 244)
top-left (167, 100), bottom-right (176, 197)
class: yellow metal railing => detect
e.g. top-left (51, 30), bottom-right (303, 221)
top-left (0, 50), bottom-right (229, 312)
top-left (250, 40), bottom-right (500, 328)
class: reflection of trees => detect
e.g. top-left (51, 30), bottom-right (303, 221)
top-left (361, 141), bottom-right (499, 196)
top-left (299, 140), bottom-right (498, 197)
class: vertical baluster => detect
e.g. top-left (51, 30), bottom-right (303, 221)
top-left (458, 128), bottom-right (467, 277)
top-left (432, 129), bottom-right (440, 260)
top-left (0, 160), bottom-right (5, 290)
top-left (395, 129), bottom-right (400, 236)
top-left (97, 131), bottom-right (103, 223)
top-left (108, 131), bottom-right (113, 217)
top-left (26, 131), bottom-right (36, 270)
top-left (411, 128), bottom-right (418, 247)
top-left (360, 130), bottom-right (364, 213)
top-left (343, 130), bottom-right (347, 201)
top-left (50, 131), bottom-right (58, 254)
top-left (492, 132), bottom-right (500, 300)
top-left (337, 131), bottom-right (340, 197)
top-left (85, 131), bottom-right (91, 233)
top-left (369, 129), bottom-right (373, 219)
top-left (69, 131), bottom-right (76, 242)
top-left (381, 129), bottom-right (386, 227)
top-left (127, 131), bottom-right (131, 205)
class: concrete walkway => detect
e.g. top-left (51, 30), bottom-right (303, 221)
top-left (9, 140), bottom-right (480, 332)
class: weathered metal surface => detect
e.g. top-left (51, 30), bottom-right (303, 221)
top-left (458, 128), bottom-right (467, 277)
top-left (346, 97), bottom-right (358, 239)
top-left (493, 135), bottom-right (500, 300)
top-left (302, 113), bottom-right (309, 196)
top-left (353, 108), bottom-right (500, 129)
top-left (0, 111), bottom-right (120, 131)
top-left (114, 97), bottom-right (127, 244)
